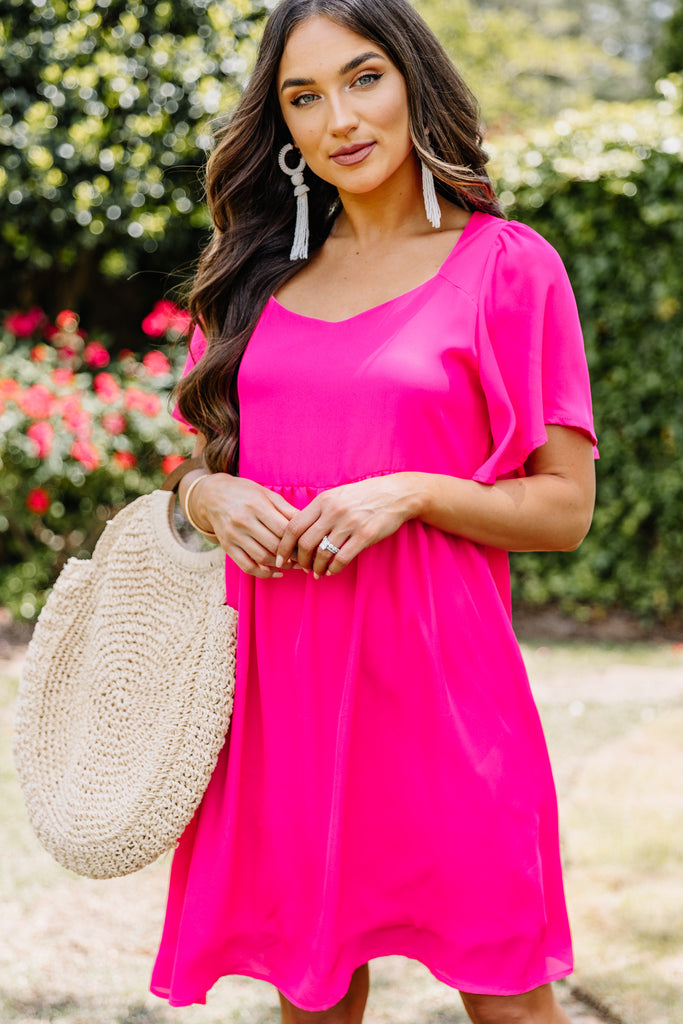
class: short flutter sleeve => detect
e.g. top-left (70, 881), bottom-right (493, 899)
top-left (171, 324), bottom-right (208, 431)
top-left (473, 221), bottom-right (597, 484)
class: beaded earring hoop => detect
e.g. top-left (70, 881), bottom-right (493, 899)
top-left (279, 143), bottom-right (310, 261)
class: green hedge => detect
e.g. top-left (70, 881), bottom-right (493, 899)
top-left (489, 77), bottom-right (683, 623)
top-left (0, 0), bottom-right (269, 342)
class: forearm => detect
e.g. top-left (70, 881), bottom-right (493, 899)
top-left (403, 471), bottom-right (594, 552)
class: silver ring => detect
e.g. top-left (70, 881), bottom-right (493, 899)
top-left (319, 535), bottom-right (340, 555)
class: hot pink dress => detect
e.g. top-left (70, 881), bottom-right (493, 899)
top-left (151, 212), bottom-right (597, 1010)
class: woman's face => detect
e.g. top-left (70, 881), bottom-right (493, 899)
top-left (277, 16), bottom-right (414, 197)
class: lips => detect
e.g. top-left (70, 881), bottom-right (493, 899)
top-left (330, 142), bottom-right (376, 166)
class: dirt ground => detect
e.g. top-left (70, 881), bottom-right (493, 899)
top-left (1, 616), bottom-right (682, 1024)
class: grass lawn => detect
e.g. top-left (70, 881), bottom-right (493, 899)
top-left (1, 640), bottom-right (681, 1024)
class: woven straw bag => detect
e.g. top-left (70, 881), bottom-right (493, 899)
top-left (13, 468), bottom-right (236, 879)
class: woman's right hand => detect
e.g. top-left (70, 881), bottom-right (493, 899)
top-left (189, 472), bottom-right (299, 579)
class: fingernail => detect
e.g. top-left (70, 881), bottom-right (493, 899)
top-left (313, 572), bottom-right (320, 580)
top-left (275, 555), bottom-right (284, 568)
top-left (272, 572), bottom-right (284, 579)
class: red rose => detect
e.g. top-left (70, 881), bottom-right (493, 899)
top-left (70, 439), bottom-right (100, 471)
top-left (30, 344), bottom-right (50, 363)
top-left (142, 350), bottom-right (171, 376)
top-left (26, 421), bottom-right (55, 458)
top-left (0, 378), bottom-right (20, 400)
top-left (161, 454), bottom-right (185, 475)
top-left (102, 411), bottom-right (126, 435)
top-left (93, 372), bottom-right (121, 404)
top-left (4, 307), bottom-right (46, 338)
top-left (83, 341), bottom-right (110, 369)
top-left (142, 300), bottom-right (190, 337)
top-left (26, 487), bottom-right (51, 515)
top-left (17, 383), bottom-right (56, 419)
top-left (55, 309), bottom-right (79, 330)
top-left (113, 450), bottom-right (137, 470)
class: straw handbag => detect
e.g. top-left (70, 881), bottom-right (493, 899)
top-left (13, 458), bottom-right (236, 879)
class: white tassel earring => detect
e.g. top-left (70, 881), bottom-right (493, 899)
top-left (279, 143), bottom-right (310, 261)
top-left (421, 134), bottom-right (441, 229)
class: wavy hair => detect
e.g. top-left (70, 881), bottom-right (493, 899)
top-left (177, 0), bottom-right (503, 472)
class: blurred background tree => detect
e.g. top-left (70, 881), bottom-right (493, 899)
top-left (1, 0), bottom-right (682, 627)
top-left (0, 0), bottom-right (273, 346)
top-left (652, 0), bottom-right (683, 76)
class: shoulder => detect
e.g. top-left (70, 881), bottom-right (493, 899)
top-left (438, 213), bottom-right (569, 305)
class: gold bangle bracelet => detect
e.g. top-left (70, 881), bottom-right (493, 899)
top-left (183, 474), bottom-right (219, 541)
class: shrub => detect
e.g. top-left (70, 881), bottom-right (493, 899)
top-left (0, 0), bottom-right (271, 334)
top-left (488, 77), bottom-right (683, 623)
top-left (0, 302), bottom-right (193, 619)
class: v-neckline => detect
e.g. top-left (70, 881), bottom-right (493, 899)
top-left (269, 211), bottom-right (486, 325)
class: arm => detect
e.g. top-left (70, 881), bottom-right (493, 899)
top-left (274, 426), bottom-right (596, 576)
top-left (412, 425), bottom-right (595, 552)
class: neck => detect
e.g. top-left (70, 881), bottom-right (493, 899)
top-left (332, 151), bottom-right (428, 248)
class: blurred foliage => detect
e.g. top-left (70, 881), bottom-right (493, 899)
top-left (0, 0), bottom-right (272, 330)
top-left (480, 0), bottom-right (676, 99)
top-left (415, 0), bottom-right (633, 129)
top-left (488, 76), bottom-right (683, 623)
top-left (0, 304), bottom-right (192, 620)
top-left (652, 0), bottom-right (683, 77)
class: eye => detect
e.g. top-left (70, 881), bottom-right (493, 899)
top-left (290, 92), bottom-right (318, 108)
top-left (354, 72), bottom-right (383, 88)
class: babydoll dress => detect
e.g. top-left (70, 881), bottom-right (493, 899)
top-left (151, 212), bottom-right (597, 1010)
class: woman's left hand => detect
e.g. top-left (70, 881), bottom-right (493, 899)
top-left (275, 474), bottom-right (423, 577)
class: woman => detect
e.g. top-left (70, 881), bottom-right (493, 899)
top-left (152, 2), bottom-right (597, 1022)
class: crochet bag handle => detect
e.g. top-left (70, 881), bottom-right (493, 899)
top-left (161, 455), bottom-right (207, 492)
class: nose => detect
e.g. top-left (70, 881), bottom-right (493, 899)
top-left (327, 91), bottom-right (359, 137)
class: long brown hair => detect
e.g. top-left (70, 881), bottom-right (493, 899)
top-left (177, 0), bottom-right (503, 473)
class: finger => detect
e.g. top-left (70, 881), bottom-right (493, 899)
top-left (228, 547), bottom-right (284, 580)
top-left (321, 533), bottom-right (366, 576)
top-left (244, 520), bottom-right (291, 561)
top-left (267, 489), bottom-right (300, 520)
top-left (309, 533), bottom-right (346, 578)
top-left (227, 533), bottom-right (280, 568)
top-left (275, 505), bottom-right (323, 568)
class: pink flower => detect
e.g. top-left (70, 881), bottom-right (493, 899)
top-left (161, 454), bottom-right (185, 475)
top-left (26, 421), bottom-right (55, 458)
top-left (4, 307), bottom-right (46, 337)
top-left (113, 450), bottom-right (137, 470)
top-left (17, 383), bottom-right (56, 419)
top-left (124, 386), bottom-right (161, 417)
top-left (142, 350), bottom-right (171, 376)
top-left (55, 309), bottom-right (79, 330)
top-left (83, 341), bottom-right (110, 369)
top-left (51, 367), bottom-right (75, 386)
top-left (93, 372), bottom-right (121, 404)
top-left (70, 439), bottom-right (100, 471)
top-left (26, 487), bottom-right (51, 515)
top-left (142, 300), bottom-right (191, 337)
top-left (60, 394), bottom-right (91, 436)
top-left (102, 411), bottom-right (127, 435)
top-left (30, 344), bottom-right (50, 363)
top-left (0, 378), bottom-right (20, 401)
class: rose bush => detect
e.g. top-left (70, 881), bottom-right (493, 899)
top-left (0, 301), bottom-right (193, 619)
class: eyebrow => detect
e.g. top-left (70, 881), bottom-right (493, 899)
top-left (279, 51), bottom-right (385, 93)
